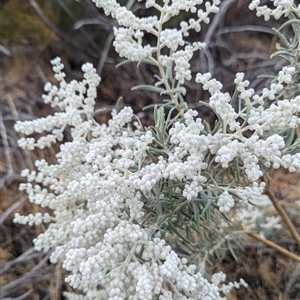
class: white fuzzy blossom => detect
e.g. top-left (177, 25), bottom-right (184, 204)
top-left (160, 29), bottom-right (184, 51)
top-left (93, 0), bottom-right (220, 85)
top-left (249, 0), bottom-right (300, 21)
top-left (195, 72), bottom-right (223, 94)
top-left (113, 27), bottom-right (153, 61)
top-left (172, 46), bottom-right (194, 84)
top-left (215, 140), bottom-right (240, 168)
top-left (195, 66), bottom-right (299, 180)
top-left (211, 272), bottom-right (248, 294)
top-left (14, 57), bottom-right (100, 150)
top-left (254, 97), bottom-right (300, 132)
top-left (217, 191), bottom-right (235, 213)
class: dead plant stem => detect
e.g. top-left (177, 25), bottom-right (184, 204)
top-left (241, 225), bottom-right (300, 263)
top-left (265, 188), bottom-right (300, 248)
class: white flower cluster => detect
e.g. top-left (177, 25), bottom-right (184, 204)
top-left (195, 69), bottom-right (300, 182)
top-left (62, 225), bottom-right (222, 299)
top-left (14, 61), bottom-right (229, 299)
top-left (14, 212), bottom-right (52, 226)
top-left (249, 0), bottom-right (300, 21)
top-left (93, 0), bottom-right (219, 85)
top-left (14, 57), bottom-right (100, 150)
top-left (217, 191), bottom-right (235, 213)
top-left (211, 272), bottom-right (248, 294)
top-left (248, 97), bottom-right (300, 134)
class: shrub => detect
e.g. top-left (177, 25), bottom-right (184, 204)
top-left (14, 0), bottom-right (300, 299)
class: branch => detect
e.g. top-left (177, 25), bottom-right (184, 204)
top-left (241, 225), bottom-right (300, 263)
top-left (265, 187), bottom-right (300, 248)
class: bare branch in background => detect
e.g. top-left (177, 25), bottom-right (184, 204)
top-left (28, 0), bottom-right (99, 58)
top-left (0, 109), bottom-right (13, 188)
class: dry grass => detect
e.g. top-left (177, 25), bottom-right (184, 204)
top-left (1, 0), bottom-right (299, 299)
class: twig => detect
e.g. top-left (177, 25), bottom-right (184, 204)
top-left (0, 109), bottom-right (13, 188)
top-left (56, 0), bottom-right (102, 55)
top-left (35, 63), bottom-right (48, 84)
top-left (217, 25), bottom-right (274, 36)
top-left (0, 196), bottom-right (27, 225)
top-left (28, 0), bottom-right (70, 42)
top-left (97, 32), bottom-right (114, 75)
top-left (199, 0), bottom-right (237, 74)
top-left (2, 289), bottom-right (33, 300)
top-left (73, 17), bottom-right (111, 31)
top-left (53, 261), bottom-right (62, 300)
top-left (0, 252), bottom-right (52, 295)
top-left (0, 44), bottom-right (11, 56)
top-left (241, 225), bottom-right (300, 263)
top-left (28, 0), bottom-right (98, 58)
top-left (6, 94), bottom-right (19, 120)
top-left (265, 187), bottom-right (300, 248)
top-left (0, 247), bottom-right (36, 274)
